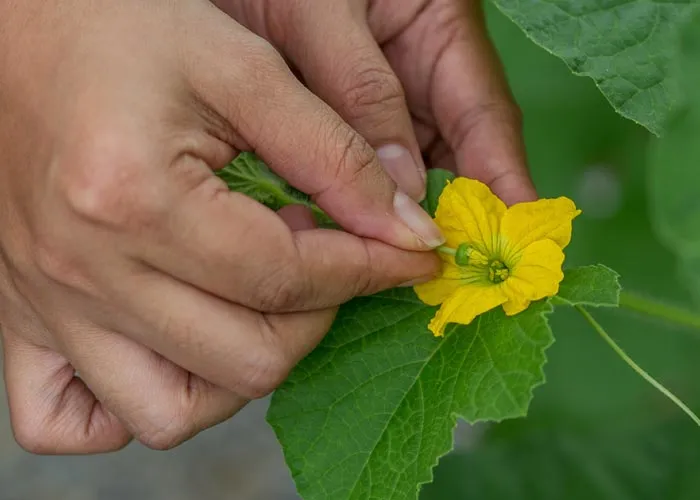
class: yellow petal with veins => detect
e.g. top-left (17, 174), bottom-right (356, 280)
top-left (502, 298), bottom-right (530, 316)
top-left (434, 178), bottom-right (506, 255)
top-left (502, 239), bottom-right (565, 314)
top-left (414, 260), bottom-right (466, 306)
top-left (428, 284), bottom-right (508, 337)
top-left (501, 197), bottom-right (580, 256)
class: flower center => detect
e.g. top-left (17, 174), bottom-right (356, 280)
top-left (443, 244), bottom-right (511, 284)
top-left (488, 260), bottom-right (509, 283)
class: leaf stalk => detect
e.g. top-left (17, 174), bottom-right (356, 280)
top-left (575, 304), bottom-right (700, 427)
top-left (618, 291), bottom-right (700, 331)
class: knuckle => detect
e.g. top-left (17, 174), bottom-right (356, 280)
top-left (350, 242), bottom-right (376, 296)
top-left (245, 37), bottom-right (287, 75)
top-left (253, 265), bottom-right (307, 312)
top-left (135, 412), bottom-right (195, 452)
top-left (57, 130), bottom-right (163, 231)
top-left (325, 122), bottom-right (378, 187)
top-left (448, 100), bottom-right (522, 150)
top-left (235, 325), bottom-right (290, 399)
top-left (341, 64), bottom-right (406, 121)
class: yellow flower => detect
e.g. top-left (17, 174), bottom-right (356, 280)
top-left (415, 177), bottom-right (581, 337)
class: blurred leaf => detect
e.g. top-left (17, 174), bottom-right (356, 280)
top-left (649, 14), bottom-right (700, 302)
top-left (420, 169), bottom-right (455, 218)
top-left (491, 0), bottom-right (699, 135)
top-left (266, 266), bottom-right (619, 500)
top-left (422, 418), bottom-right (700, 500)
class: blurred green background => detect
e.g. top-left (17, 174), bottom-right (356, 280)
top-left (422, 4), bottom-right (700, 499)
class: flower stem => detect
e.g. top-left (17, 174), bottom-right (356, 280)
top-left (619, 291), bottom-right (700, 331)
top-left (575, 304), bottom-right (700, 427)
top-left (437, 246), bottom-right (456, 256)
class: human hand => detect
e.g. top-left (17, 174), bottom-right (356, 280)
top-left (215, 0), bottom-right (537, 205)
top-left (0, 0), bottom-right (440, 454)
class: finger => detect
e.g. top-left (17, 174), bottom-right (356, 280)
top-left (96, 265), bottom-right (336, 401)
top-left (1, 328), bottom-right (131, 454)
top-left (385, 1), bottom-right (537, 205)
top-left (61, 322), bottom-right (247, 451)
top-left (277, 204), bottom-right (317, 231)
top-left (431, 2), bottom-right (536, 205)
top-left (130, 156), bottom-right (439, 312)
top-left (277, 2), bottom-right (426, 202)
top-left (183, 11), bottom-right (443, 250)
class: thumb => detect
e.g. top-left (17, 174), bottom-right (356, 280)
top-left (183, 14), bottom-right (443, 251)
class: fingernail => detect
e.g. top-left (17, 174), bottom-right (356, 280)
top-left (377, 144), bottom-right (426, 202)
top-left (394, 191), bottom-right (445, 249)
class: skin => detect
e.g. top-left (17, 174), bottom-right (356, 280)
top-left (215, 0), bottom-right (538, 204)
top-left (0, 0), bottom-right (534, 454)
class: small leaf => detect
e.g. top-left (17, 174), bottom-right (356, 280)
top-left (491, 0), bottom-right (700, 135)
top-left (267, 265), bottom-right (619, 500)
top-left (420, 169), bottom-right (455, 217)
top-left (556, 265), bottom-right (621, 307)
top-left (217, 153), bottom-right (336, 227)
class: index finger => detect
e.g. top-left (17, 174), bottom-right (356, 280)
top-left (128, 156), bottom-right (440, 313)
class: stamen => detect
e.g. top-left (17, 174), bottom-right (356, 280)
top-left (488, 260), bottom-right (510, 283)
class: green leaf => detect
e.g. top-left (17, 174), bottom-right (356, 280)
top-left (556, 264), bottom-right (621, 307)
top-left (267, 266), bottom-right (619, 500)
top-left (491, 0), bottom-right (700, 135)
top-left (648, 14), bottom-right (700, 302)
top-left (216, 153), bottom-right (335, 226)
top-left (420, 169), bottom-right (455, 218)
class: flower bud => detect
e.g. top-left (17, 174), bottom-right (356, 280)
top-left (455, 243), bottom-right (471, 266)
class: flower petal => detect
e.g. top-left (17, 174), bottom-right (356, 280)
top-left (501, 197), bottom-right (581, 255)
top-left (434, 178), bottom-right (506, 255)
top-left (502, 298), bottom-right (530, 316)
top-left (502, 239), bottom-right (565, 307)
top-left (427, 284), bottom-right (508, 337)
top-left (414, 260), bottom-right (467, 306)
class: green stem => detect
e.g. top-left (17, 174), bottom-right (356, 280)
top-left (575, 304), bottom-right (700, 427)
top-left (437, 246), bottom-right (456, 256)
top-left (619, 291), bottom-right (700, 330)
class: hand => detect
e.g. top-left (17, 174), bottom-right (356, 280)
top-left (214, 0), bottom-right (537, 205)
top-left (0, 0), bottom-right (440, 454)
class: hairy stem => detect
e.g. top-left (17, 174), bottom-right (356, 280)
top-left (575, 305), bottom-right (700, 427)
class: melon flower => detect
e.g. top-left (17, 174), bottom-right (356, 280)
top-left (415, 177), bottom-right (581, 337)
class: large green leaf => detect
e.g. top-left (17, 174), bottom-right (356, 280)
top-left (266, 266), bottom-right (620, 500)
top-left (648, 14), bottom-right (700, 301)
top-left (491, 0), bottom-right (699, 135)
